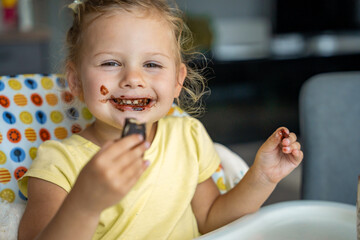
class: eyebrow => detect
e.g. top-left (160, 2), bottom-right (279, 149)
top-left (145, 52), bottom-right (171, 59)
top-left (93, 51), bottom-right (171, 59)
top-left (93, 52), bottom-right (121, 58)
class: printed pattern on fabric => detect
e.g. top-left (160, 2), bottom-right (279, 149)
top-left (0, 74), bottom-right (94, 203)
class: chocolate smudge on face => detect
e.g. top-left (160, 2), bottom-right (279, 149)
top-left (100, 85), bottom-right (109, 95)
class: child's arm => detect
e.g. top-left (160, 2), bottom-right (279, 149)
top-left (18, 177), bottom-right (100, 240)
top-left (18, 134), bottom-right (149, 240)
top-left (191, 127), bottom-right (303, 234)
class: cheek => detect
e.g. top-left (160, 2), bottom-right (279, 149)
top-left (81, 80), bottom-right (104, 103)
top-left (163, 84), bottom-right (179, 102)
top-left (81, 70), bottom-right (105, 94)
top-left (157, 78), bottom-right (176, 96)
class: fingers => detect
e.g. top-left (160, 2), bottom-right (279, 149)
top-left (93, 139), bottom-right (150, 198)
top-left (89, 134), bottom-right (150, 184)
top-left (281, 132), bottom-right (297, 147)
top-left (119, 158), bottom-right (150, 184)
top-left (262, 127), bottom-right (290, 152)
top-left (286, 146), bottom-right (304, 166)
top-left (292, 149), bottom-right (303, 159)
top-left (111, 147), bottom-right (150, 196)
top-left (98, 134), bottom-right (146, 162)
top-left (281, 131), bottom-right (298, 149)
top-left (282, 141), bottom-right (300, 154)
top-left (113, 140), bottom-right (150, 170)
top-left (265, 126), bottom-right (303, 158)
top-left (281, 132), bottom-right (303, 163)
top-left (279, 127), bottom-right (290, 139)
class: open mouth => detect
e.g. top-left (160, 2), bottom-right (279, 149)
top-left (109, 97), bottom-right (152, 111)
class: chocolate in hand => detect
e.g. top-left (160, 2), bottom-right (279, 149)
top-left (280, 129), bottom-right (289, 139)
top-left (121, 118), bottom-right (146, 140)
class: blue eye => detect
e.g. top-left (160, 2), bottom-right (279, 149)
top-left (101, 61), bottom-right (120, 67)
top-left (144, 62), bottom-right (162, 68)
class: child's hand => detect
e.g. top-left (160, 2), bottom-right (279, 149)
top-left (70, 134), bottom-right (150, 214)
top-left (253, 127), bottom-right (303, 184)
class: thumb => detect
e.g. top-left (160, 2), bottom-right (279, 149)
top-left (261, 127), bottom-right (289, 152)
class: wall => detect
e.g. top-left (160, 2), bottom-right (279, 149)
top-left (176, 0), bottom-right (271, 19)
top-left (47, 0), bottom-right (72, 73)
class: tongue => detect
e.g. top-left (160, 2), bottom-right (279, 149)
top-left (132, 107), bottom-right (144, 111)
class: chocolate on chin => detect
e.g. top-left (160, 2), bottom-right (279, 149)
top-left (121, 118), bottom-right (146, 140)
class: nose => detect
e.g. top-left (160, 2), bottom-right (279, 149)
top-left (119, 68), bottom-right (146, 89)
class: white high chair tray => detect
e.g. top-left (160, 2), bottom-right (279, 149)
top-left (195, 200), bottom-right (356, 240)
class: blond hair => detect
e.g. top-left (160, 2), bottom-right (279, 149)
top-left (65, 0), bottom-right (209, 116)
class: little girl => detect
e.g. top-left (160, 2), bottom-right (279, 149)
top-left (18, 1), bottom-right (303, 239)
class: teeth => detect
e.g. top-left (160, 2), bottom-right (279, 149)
top-left (113, 99), bottom-right (149, 106)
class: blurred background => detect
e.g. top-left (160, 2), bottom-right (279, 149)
top-left (1, 0), bottom-right (360, 204)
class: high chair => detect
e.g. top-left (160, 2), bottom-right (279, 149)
top-left (299, 71), bottom-right (360, 205)
top-left (0, 74), bottom-right (248, 239)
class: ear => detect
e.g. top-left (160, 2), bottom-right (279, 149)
top-left (66, 62), bottom-right (84, 101)
top-left (174, 63), bottom-right (187, 98)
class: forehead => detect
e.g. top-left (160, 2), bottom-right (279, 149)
top-left (85, 7), bottom-right (169, 25)
top-left (82, 9), bottom-right (176, 47)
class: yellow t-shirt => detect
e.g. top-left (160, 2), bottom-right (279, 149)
top-left (18, 116), bottom-right (220, 240)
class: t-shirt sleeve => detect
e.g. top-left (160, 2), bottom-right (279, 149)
top-left (189, 118), bottom-right (221, 183)
top-left (18, 140), bottom-right (77, 197)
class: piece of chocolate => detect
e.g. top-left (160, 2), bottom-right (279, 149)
top-left (121, 118), bottom-right (146, 140)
